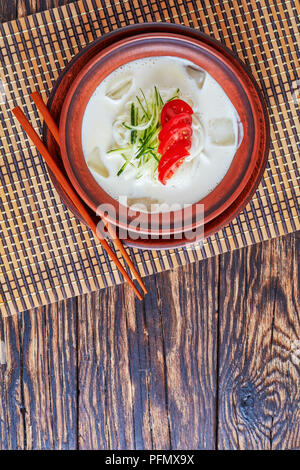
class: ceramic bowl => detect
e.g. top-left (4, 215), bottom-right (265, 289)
top-left (46, 24), bottom-right (269, 247)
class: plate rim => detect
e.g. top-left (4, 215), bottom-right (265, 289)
top-left (43, 22), bottom-right (270, 250)
top-left (59, 31), bottom-right (266, 236)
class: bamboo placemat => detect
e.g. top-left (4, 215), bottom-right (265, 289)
top-left (0, 0), bottom-right (299, 317)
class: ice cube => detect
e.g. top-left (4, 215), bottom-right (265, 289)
top-left (209, 118), bottom-right (235, 146)
top-left (127, 197), bottom-right (160, 213)
top-left (87, 147), bottom-right (109, 178)
top-left (186, 65), bottom-right (206, 89)
top-left (105, 77), bottom-right (133, 100)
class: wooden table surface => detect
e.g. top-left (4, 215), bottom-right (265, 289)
top-left (0, 0), bottom-right (299, 451)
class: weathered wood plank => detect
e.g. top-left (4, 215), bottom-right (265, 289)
top-left (0, 314), bottom-right (25, 449)
top-left (78, 286), bottom-right (136, 450)
top-left (20, 299), bottom-right (78, 449)
top-left (0, 299), bottom-right (78, 450)
top-left (0, 0), bottom-right (16, 22)
top-left (217, 233), bottom-right (300, 450)
top-left (154, 261), bottom-right (218, 449)
top-left (17, 0), bottom-right (70, 16)
top-left (122, 275), bottom-right (171, 450)
top-left (269, 232), bottom-right (300, 449)
top-left (78, 259), bottom-right (218, 450)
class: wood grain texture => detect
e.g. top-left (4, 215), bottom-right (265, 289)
top-left (78, 287), bottom-right (136, 450)
top-left (20, 299), bottom-right (78, 449)
top-left (0, 1), bottom-right (16, 22)
top-left (0, 314), bottom-right (25, 449)
top-left (0, 299), bottom-right (78, 450)
top-left (0, 0), bottom-right (299, 451)
top-left (17, 0), bottom-right (68, 16)
top-left (218, 232), bottom-right (300, 450)
top-left (154, 262), bottom-right (218, 450)
top-left (78, 260), bottom-right (218, 450)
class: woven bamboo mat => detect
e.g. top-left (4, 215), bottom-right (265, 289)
top-left (0, 0), bottom-right (299, 317)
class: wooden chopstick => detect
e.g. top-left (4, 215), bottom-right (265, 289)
top-left (31, 92), bottom-right (60, 145)
top-left (12, 106), bottom-right (144, 301)
top-left (30, 92), bottom-right (148, 295)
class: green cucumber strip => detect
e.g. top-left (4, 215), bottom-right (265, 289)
top-left (130, 103), bottom-right (135, 144)
top-left (136, 95), bottom-right (149, 118)
top-left (112, 86), bottom-right (181, 177)
top-left (117, 160), bottom-right (129, 176)
top-left (148, 150), bottom-right (160, 162)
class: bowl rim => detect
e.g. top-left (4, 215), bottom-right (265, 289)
top-left (60, 31), bottom-right (269, 236)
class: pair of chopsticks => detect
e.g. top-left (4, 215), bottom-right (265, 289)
top-left (12, 92), bottom-right (147, 300)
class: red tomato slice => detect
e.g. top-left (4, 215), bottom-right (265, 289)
top-left (158, 142), bottom-right (190, 185)
top-left (158, 155), bottom-right (187, 185)
top-left (159, 158), bottom-right (185, 185)
top-left (161, 99), bottom-right (193, 126)
top-left (158, 141), bottom-right (189, 172)
top-left (158, 125), bottom-right (192, 156)
top-left (158, 112), bottom-right (192, 143)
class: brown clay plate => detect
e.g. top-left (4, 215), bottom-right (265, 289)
top-left (59, 31), bottom-right (268, 236)
top-left (44, 23), bottom-right (270, 249)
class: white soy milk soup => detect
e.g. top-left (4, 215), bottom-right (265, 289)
top-left (82, 56), bottom-right (241, 213)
